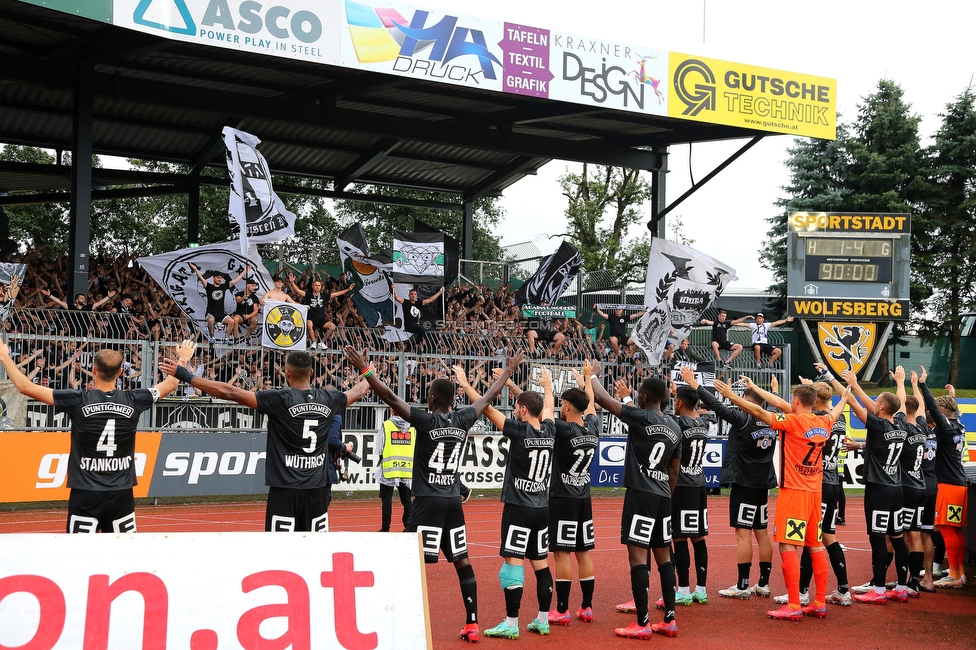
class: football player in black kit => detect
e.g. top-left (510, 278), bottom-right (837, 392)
top-left (591, 365), bottom-right (682, 639)
top-left (663, 382), bottom-right (711, 606)
top-left (162, 350), bottom-right (370, 532)
top-left (395, 285), bottom-right (445, 341)
top-left (828, 368), bottom-right (910, 604)
top-left (189, 262), bottom-right (250, 341)
top-left (455, 365), bottom-right (556, 639)
top-left (0, 339), bottom-right (196, 533)
top-left (682, 367), bottom-right (780, 601)
top-left (345, 345), bottom-right (524, 644)
top-left (546, 364), bottom-right (599, 626)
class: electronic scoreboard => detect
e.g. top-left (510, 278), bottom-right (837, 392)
top-left (786, 212), bottom-right (910, 321)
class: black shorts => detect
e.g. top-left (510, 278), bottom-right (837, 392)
top-left (713, 340), bottom-right (734, 351)
top-left (533, 329), bottom-right (559, 342)
top-left (549, 497), bottom-right (595, 552)
top-left (672, 485), bottom-right (708, 537)
top-left (729, 484), bottom-right (769, 530)
top-left (820, 482), bottom-right (842, 535)
top-left (266, 485), bottom-right (332, 532)
top-left (900, 486), bottom-right (927, 532)
top-left (500, 503), bottom-right (549, 560)
top-left (67, 488), bottom-right (136, 533)
top-left (752, 343), bottom-right (775, 355)
top-left (920, 490), bottom-right (938, 530)
top-left (309, 316), bottom-right (328, 330)
top-left (621, 489), bottom-right (672, 548)
top-left (207, 311), bottom-right (230, 322)
top-left (407, 496), bottom-right (469, 563)
top-left (863, 483), bottom-right (904, 536)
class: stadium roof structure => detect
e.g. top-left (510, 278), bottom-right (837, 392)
top-left (0, 0), bottom-right (834, 297)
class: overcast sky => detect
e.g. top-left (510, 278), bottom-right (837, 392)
top-left (429, 0), bottom-right (976, 292)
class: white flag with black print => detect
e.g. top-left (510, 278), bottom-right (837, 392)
top-left (261, 299), bottom-right (308, 350)
top-left (223, 126), bottom-right (297, 255)
top-left (392, 231), bottom-right (445, 285)
top-left (138, 242), bottom-right (274, 333)
top-left (631, 239), bottom-right (737, 366)
top-left (0, 262), bottom-right (26, 326)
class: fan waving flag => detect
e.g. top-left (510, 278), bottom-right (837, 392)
top-left (631, 239), bottom-right (737, 366)
top-left (515, 241), bottom-right (582, 306)
top-left (222, 126), bottom-right (297, 255)
top-left (392, 231), bottom-right (445, 285)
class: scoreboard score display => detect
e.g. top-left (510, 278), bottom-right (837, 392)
top-left (786, 212), bottom-right (910, 321)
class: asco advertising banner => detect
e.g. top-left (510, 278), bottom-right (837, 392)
top-left (22, 0), bottom-right (836, 139)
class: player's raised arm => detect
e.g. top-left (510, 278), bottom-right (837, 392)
top-left (454, 365), bottom-right (505, 430)
top-left (910, 371), bottom-right (926, 420)
top-left (841, 370), bottom-right (870, 422)
top-left (538, 367), bottom-right (555, 422)
top-left (153, 340), bottom-right (196, 398)
top-left (739, 375), bottom-right (791, 413)
top-left (343, 377), bottom-right (371, 405)
top-left (892, 365), bottom-right (907, 416)
top-left (0, 339), bottom-right (54, 405)
top-left (573, 363), bottom-right (596, 416)
top-left (713, 379), bottom-right (774, 425)
top-left (589, 363), bottom-right (624, 418)
top-left (492, 367), bottom-right (523, 397)
top-left (161, 350), bottom-right (258, 409)
top-left (471, 351), bottom-right (524, 416)
top-left (831, 386), bottom-right (852, 421)
top-left (343, 346), bottom-right (410, 418)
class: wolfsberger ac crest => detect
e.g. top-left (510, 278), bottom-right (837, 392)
top-left (264, 304), bottom-right (306, 349)
top-left (817, 322), bottom-right (877, 376)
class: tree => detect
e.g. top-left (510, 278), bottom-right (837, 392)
top-left (915, 86), bottom-right (976, 384)
top-left (0, 145), bottom-right (70, 256)
top-left (334, 186), bottom-right (503, 266)
top-left (761, 122), bottom-right (851, 313)
top-left (555, 163), bottom-right (653, 284)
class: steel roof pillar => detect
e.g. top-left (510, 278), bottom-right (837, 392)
top-left (462, 199), bottom-right (474, 278)
top-left (649, 147), bottom-right (669, 238)
top-left (68, 55), bottom-right (93, 302)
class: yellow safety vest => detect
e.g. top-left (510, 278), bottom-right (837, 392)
top-left (381, 420), bottom-right (416, 480)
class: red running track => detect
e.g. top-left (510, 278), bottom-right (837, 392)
top-left (1, 493), bottom-right (973, 649)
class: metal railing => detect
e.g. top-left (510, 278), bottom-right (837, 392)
top-left (1, 308), bottom-right (790, 432)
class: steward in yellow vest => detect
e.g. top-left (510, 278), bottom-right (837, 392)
top-left (378, 415), bottom-right (415, 532)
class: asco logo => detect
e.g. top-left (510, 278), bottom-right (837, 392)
top-left (134, 0), bottom-right (325, 45)
top-left (673, 59), bottom-right (716, 116)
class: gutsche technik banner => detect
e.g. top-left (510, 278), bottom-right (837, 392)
top-left (30, 0), bottom-right (834, 139)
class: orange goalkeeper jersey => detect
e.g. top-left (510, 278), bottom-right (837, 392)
top-left (769, 411), bottom-right (833, 492)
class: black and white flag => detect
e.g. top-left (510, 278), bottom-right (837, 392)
top-left (138, 242), bottom-right (274, 332)
top-left (0, 263), bottom-right (26, 326)
top-left (223, 126), bottom-right (297, 255)
top-left (631, 239), bottom-right (737, 366)
top-left (392, 231), bottom-right (445, 285)
top-left (515, 241), bottom-right (581, 306)
top-left (336, 224), bottom-right (409, 342)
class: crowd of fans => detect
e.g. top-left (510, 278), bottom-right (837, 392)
top-left (3, 250), bottom-right (672, 401)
